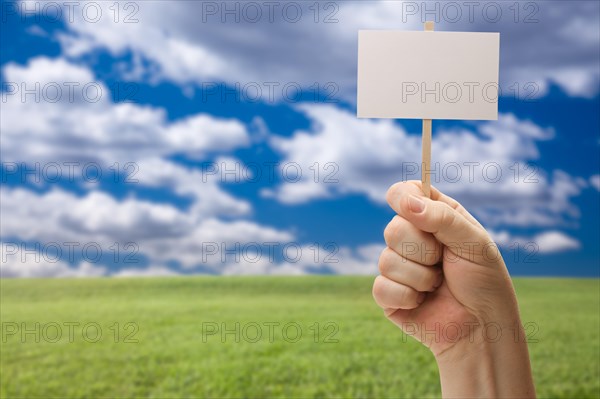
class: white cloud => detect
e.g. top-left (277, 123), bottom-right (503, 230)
top-left (490, 230), bottom-right (581, 254)
top-left (1, 242), bottom-right (107, 277)
top-left (534, 231), bottom-right (581, 254)
top-left (1, 184), bottom-right (383, 276)
top-left (0, 57), bottom-right (282, 274)
top-left (96, 242), bottom-right (383, 277)
top-left (0, 56), bottom-right (312, 276)
top-left (134, 157), bottom-right (252, 218)
top-left (590, 175), bottom-right (600, 191)
top-left (316, 244), bottom-right (383, 275)
top-left (4, 3), bottom-right (595, 277)
top-left (1, 187), bottom-right (190, 244)
top-left (1, 57), bottom-right (250, 167)
top-left (25, 25), bottom-right (48, 37)
top-left (24, 1), bottom-right (600, 100)
top-left (268, 104), bottom-right (582, 228)
top-left (0, 186), bottom-right (294, 272)
top-left (221, 243), bottom-right (384, 276)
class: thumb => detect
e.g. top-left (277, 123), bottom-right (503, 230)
top-left (400, 194), bottom-right (496, 265)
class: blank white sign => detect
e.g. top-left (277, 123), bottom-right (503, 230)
top-left (357, 30), bottom-right (500, 120)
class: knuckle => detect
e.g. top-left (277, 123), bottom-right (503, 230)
top-left (378, 248), bottom-right (394, 276)
top-left (386, 182), bottom-right (406, 208)
top-left (397, 285), bottom-right (417, 307)
top-left (421, 240), bottom-right (442, 266)
top-left (419, 268), bottom-right (438, 291)
top-left (383, 222), bottom-right (394, 246)
top-left (385, 182), bottom-right (401, 204)
top-left (372, 276), bottom-right (388, 304)
top-left (383, 216), bottom-right (403, 246)
top-left (407, 287), bottom-right (420, 307)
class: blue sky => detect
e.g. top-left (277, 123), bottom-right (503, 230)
top-left (1, 0), bottom-right (599, 277)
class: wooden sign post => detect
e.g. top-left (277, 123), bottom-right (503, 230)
top-left (357, 22), bottom-right (500, 198)
top-left (422, 21), bottom-right (434, 197)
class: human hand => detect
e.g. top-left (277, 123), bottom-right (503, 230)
top-left (372, 181), bottom-right (535, 398)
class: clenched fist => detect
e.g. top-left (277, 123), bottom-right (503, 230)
top-left (372, 181), bottom-right (535, 398)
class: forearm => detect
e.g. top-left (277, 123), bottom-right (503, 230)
top-left (435, 322), bottom-right (536, 399)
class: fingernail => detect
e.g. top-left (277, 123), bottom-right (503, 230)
top-left (408, 195), bottom-right (425, 213)
top-left (417, 292), bottom-right (426, 304)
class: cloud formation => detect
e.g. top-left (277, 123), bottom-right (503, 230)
top-left (24, 0), bottom-right (600, 100)
top-left (267, 104), bottom-right (583, 228)
top-left (1, 57), bottom-right (250, 166)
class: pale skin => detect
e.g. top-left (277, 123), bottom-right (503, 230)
top-left (373, 181), bottom-right (536, 399)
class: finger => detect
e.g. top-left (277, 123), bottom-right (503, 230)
top-left (387, 181), bottom-right (482, 228)
top-left (429, 185), bottom-right (484, 229)
top-left (384, 215), bottom-right (442, 266)
top-left (378, 248), bottom-right (443, 292)
top-left (372, 275), bottom-right (425, 310)
top-left (386, 183), bottom-right (492, 264)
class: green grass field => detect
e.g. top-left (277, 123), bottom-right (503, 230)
top-left (1, 277), bottom-right (599, 398)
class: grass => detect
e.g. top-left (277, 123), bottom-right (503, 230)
top-left (1, 277), bottom-right (599, 398)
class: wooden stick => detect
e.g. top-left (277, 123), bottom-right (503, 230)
top-left (422, 21), bottom-right (434, 198)
top-left (422, 119), bottom-right (432, 198)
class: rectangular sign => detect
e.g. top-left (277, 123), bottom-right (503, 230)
top-left (357, 30), bottom-right (500, 120)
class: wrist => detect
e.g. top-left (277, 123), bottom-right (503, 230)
top-left (436, 340), bottom-right (497, 398)
top-left (434, 321), bottom-right (536, 399)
